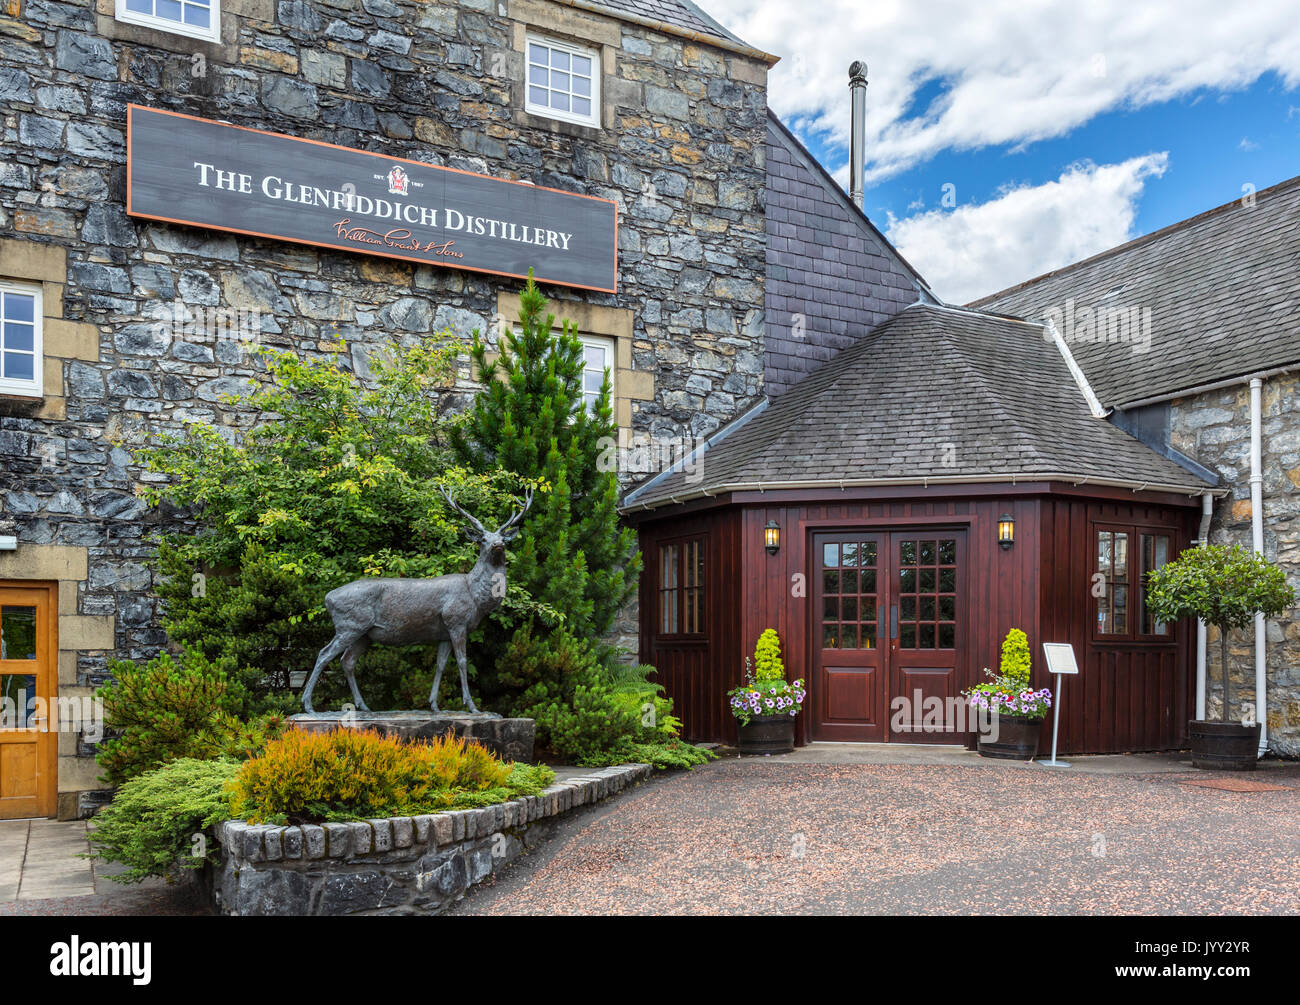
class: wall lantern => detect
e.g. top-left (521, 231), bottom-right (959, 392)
top-left (998, 513), bottom-right (1015, 550)
top-left (763, 520), bottom-right (781, 555)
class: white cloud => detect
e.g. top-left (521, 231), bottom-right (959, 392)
top-left (702, 0), bottom-right (1300, 181)
top-left (884, 153), bottom-right (1170, 305)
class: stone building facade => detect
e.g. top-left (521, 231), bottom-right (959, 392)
top-left (0, 0), bottom-right (776, 816)
top-left (1170, 373), bottom-right (1300, 755)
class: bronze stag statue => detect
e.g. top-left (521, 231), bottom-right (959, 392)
top-left (300, 486), bottom-right (533, 715)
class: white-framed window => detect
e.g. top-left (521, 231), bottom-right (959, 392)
top-left (115, 0), bottom-right (221, 43)
top-left (525, 34), bottom-right (600, 128)
top-left (579, 335), bottom-right (613, 415)
top-left (0, 282), bottom-right (42, 398)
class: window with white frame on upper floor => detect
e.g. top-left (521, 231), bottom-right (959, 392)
top-left (579, 335), bottom-right (614, 415)
top-left (525, 34), bottom-right (600, 128)
top-left (0, 281), bottom-right (42, 398)
top-left (115, 0), bottom-right (221, 43)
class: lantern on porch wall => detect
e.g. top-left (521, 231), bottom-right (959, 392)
top-left (763, 520), bottom-right (780, 555)
top-left (998, 513), bottom-right (1015, 549)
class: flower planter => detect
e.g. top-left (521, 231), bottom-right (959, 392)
top-left (737, 713), bottom-right (795, 756)
top-left (1188, 719), bottom-right (1260, 771)
top-left (976, 713), bottom-right (1042, 760)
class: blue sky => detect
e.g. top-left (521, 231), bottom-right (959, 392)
top-left (704, 0), bottom-right (1300, 302)
top-left (850, 73), bottom-right (1299, 244)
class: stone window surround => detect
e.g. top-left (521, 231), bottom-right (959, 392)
top-left (494, 292), bottom-right (651, 428)
top-left (507, 0), bottom-right (623, 138)
top-left (113, 0), bottom-right (223, 45)
top-left (0, 547), bottom-right (116, 820)
top-left (0, 240), bottom-right (101, 422)
top-left (523, 32), bottom-right (602, 129)
top-left (92, 0), bottom-right (270, 59)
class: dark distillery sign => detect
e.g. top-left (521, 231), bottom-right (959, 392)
top-left (126, 105), bottom-right (619, 293)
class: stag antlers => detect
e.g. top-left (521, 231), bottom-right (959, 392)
top-left (438, 484), bottom-right (534, 540)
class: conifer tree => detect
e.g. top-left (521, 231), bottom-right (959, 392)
top-left (452, 273), bottom-right (641, 682)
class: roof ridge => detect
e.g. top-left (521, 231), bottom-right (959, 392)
top-left (968, 173), bottom-right (1300, 308)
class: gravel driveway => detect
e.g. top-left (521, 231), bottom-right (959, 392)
top-left (450, 758), bottom-right (1300, 915)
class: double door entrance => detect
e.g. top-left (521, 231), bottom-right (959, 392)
top-left (812, 530), bottom-right (966, 742)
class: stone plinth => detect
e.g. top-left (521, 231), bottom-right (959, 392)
top-left (287, 711), bottom-right (535, 762)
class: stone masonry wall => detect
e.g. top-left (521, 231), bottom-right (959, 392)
top-left (0, 0), bottom-right (770, 807)
top-left (1170, 372), bottom-right (1300, 756)
top-left (212, 762), bottom-right (651, 914)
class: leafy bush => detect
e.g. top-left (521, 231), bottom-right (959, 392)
top-left (137, 336), bottom-right (532, 713)
top-left (225, 728), bottom-right (551, 824)
top-left (89, 757), bottom-right (240, 884)
top-left (753, 628), bottom-right (784, 683)
top-left (999, 628), bottom-right (1031, 691)
top-left (95, 650), bottom-right (240, 786)
top-left (1145, 543), bottom-right (1295, 721)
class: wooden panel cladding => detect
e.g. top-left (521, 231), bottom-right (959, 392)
top-left (1038, 496), bottom-right (1199, 754)
top-left (637, 485), bottom-right (1200, 753)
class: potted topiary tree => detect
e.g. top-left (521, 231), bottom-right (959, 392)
top-left (1144, 543), bottom-right (1295, 770)
top-left (964, 628), bottom-right (1053, 760)
top-left (727, 629), bottom-right (805, 755)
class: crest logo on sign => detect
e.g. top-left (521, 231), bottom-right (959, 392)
top-left (386, 165), bottom-right (409, 196)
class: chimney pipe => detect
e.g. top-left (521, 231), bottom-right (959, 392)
top-left (848, 61), bottom-right (868, 209)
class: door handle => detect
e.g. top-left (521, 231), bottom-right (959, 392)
top-left (878, 603), bottom-right (885, 648)
top-left (890, 605), bottom-right (898, 641)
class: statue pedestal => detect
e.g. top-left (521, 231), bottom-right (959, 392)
top-left (288, 710), bottom-right (536, 762)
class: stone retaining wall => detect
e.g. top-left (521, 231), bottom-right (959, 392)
top-left (210, 762), bottom-right (651, 915)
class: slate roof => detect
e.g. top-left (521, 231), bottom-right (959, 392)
top-left (623, 304), bottom-right (1216, 510)
top-left (764, 112), bottom-right (933, 396)
top-left (591, 0), bottom-right (742, 46)
top-left (970, 176), bottom-right (1300, 407)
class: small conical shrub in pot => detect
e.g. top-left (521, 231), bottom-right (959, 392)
top-left (727, 629), bottom-right (805, 755)
top-left (1144, 544), bottom-right (1295, 770)
top-left (964, 629), bottom-right (1053, 760)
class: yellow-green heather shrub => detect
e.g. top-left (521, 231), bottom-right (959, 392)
top-left (754, 628), bottom-right (784, 682)
top-left (226, 728), bottom-right (512, 823)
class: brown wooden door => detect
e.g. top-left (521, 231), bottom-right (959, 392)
top-left (887, 533), bottom-right (965, 742)
top-left (812, 530), bottom-right (965, 743)
top-left (0, 586), bottom-right (56, 819)
top-left (812, 533), bottom-right (887, 741)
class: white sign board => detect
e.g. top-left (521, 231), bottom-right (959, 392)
top-left (1042, 642), bottom-right (1079, 676)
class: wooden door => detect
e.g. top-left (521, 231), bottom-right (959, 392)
top-left (0, 586), bottom-right (55, 818)
top-left (812, 533), bottom-right (887, 741)
top-left (887, 533), bottom-right (965, 743)
top-left (812, 530), bottom-right (965, 743)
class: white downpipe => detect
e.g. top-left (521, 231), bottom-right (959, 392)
top-left (1195, 492), bottom-right (1213, 720)
top-left (1250, 378), bottom-right (1267, 756)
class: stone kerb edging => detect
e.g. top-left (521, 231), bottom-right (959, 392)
top-left (211, 763), bottom-right (652, 915)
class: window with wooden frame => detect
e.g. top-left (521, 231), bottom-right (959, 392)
top-left (1094, 525), bottom-right (1173, 639)
top-left (657, 538), bottom-right (704, 636)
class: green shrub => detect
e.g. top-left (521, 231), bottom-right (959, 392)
top-left (89, 757), bottom-right (240, 884)
top-left (226, 727), bottom-right (551, 824)
top-left (753, 628), bottom-right (784, 682)
top-left (96, 650), bottom-right (240, 786)
top-left (999, 629), bottom-right (1031, 691)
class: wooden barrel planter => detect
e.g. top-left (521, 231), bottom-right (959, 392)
top-left (1189, 720), bottom-right (1260, 771)
top-left (977, 714), bottom-right (1042, 760)
top-left (737, 713), bottom-right (795, 755)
